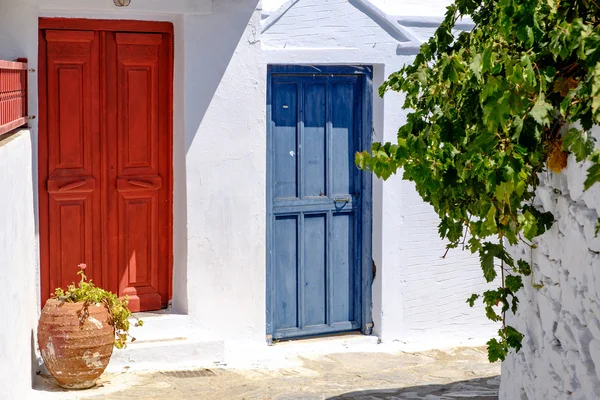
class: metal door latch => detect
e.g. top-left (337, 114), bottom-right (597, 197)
top-left (333, 197), bottom-right (351, 203)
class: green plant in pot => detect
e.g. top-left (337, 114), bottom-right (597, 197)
top-left (37, 263), bottom-right (143, 389)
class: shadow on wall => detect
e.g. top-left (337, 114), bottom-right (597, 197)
top-left (326, 376), bottom-right (500, 400)
top-left (183, 0), bottom-right (260, 150)
top-left (172, 0), bottom-right (261, 315)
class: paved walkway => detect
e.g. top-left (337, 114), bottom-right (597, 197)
top-left (35, 346), bottom-right (500, 400)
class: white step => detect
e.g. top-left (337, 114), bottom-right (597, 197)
top-left (105, 313), bottom-right (224, 372)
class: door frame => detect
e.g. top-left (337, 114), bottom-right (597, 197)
top-left (265, 65), bottom-right (374, 341)
top-left (37, 18), bottom-right (174, 307)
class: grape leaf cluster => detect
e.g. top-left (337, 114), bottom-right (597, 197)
top-left (356, 0), bottom-right (600, 362)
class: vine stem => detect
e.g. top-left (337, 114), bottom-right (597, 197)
top-left (442, 246), bottom-right (451, 259)
top-left (462, 225), bottom-right (470, 251)
top-left (532, 63), bottom-right (544, 97)
top-left (501, 258), bottom-right (506, 327)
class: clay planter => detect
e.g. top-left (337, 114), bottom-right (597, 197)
top-left (37, 299), bottom-right (115, 389)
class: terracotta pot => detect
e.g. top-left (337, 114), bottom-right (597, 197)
top-left (37, 299), bottom-right (115, 389)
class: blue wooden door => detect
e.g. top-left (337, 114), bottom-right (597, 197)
top-left (267, 69), bottom-right (366, 340)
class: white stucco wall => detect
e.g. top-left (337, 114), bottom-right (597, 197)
top-left (0, 0), bottom-right (267, 349)
top-left (263, 0), bottom-right (498, 349)
top-left (0, 130), bottom-right (38, 400)
top-left (0, 1), bottom-right (42, 397)
top-left (183, 2), bottom-right (267, 342)
top-left (501, 126), bottom-right (600, 400)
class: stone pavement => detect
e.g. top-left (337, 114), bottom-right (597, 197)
top-left (35, 346), bottom-right (500, 400)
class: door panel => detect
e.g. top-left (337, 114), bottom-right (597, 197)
top-left (331, 212), bottom-right (355, 324)
top-left (118, 189), bottom-right (161, 310)
top-left (303, 213), bottom-right (327, 327)
top-left (47, 187), bottom-right (95, 294)
top-left (331, 79), bottom-right (359, 196)
top-left (115, 33), bottom-right (161, 174)
top-left (269, 73), bottom-right (363, 339)
top-left (44, 30), bottom-right (102, 291)
top-left (46, 30), bottom-right (98, 178)
top-left (272, 81), bottom-right (298, 200)
top-left (302, 81), bottom-right (327, 198)
top-left (111, 32), bottom-right (167, 311)
top-left (273, 215), bottom-right (299, 330)
top-left (40, 23), bottom-right (173, 312)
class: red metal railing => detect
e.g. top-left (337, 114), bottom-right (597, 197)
top-left (0, 58), bottom-right (28, 136)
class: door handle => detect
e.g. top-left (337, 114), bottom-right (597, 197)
top-left (59, 180), bottom-right (87, 192)
top-left (128, 180), bottom-right (154, 188)
top-left (117, 177), bottom-right (162, 192)
top-left (47, 178), bottom-right (95, 194)
top-left (333, 197), bottom-right (351, 203)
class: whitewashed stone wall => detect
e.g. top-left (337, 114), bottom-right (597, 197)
top-left (501, 126), bottom-right (600, 399)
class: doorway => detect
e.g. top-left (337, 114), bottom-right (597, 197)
top-left (38, 19), bottom-right (174, 312)
top-left (266, 65), bottom-right (373, 340)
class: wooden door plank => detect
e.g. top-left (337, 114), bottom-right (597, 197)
top-left (273, 215), bottom-right (299, 330)
top-left (302, 213), bottom-right (327, 327)
top-left (272, 80), bottom-right (299, 200)
top-left (105, 31), bottom-right (120, 298)
top-left (302, 80), bottom-right (327, 198)
top-left (39, 28), bottom-right (50, 306)
top-left (159, 28), bottom-right (174, 303)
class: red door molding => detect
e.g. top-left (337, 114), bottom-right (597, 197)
top-left (39, 18), bottom-right (174, 33)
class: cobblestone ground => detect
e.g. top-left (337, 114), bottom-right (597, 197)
top-left (38, 347), bottom-right (500, 400)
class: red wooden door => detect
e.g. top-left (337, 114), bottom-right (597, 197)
top-left (106, 32), bottom-right (172, 311)
top-left (39, 21), bottom-right (173, 312)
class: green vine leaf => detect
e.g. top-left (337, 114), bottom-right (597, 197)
top-left (487, 326), bottom-right (524, 362)
top-left (503, 326), bottom-right (524, 352)
top-left (592, 63), bottom-right (600, 120)
top-left (516, 260), bottom-right (532, 276)
top-left (487, 338), bottom-right (506, 362)
top-left (585, 163), bottom-right (600, 190)
top-left (563, 129), bottom-right (595, 162)
top-left (505, 275), bottom-right (524, 293)
top-left (467, 293), bottom-right (480, 307)
top-left (584, 151), bottom-right (600, 190)
top-left (479, 243), bottom-right (500, 282)
top-left (530, 94), bottom-right (554, 125)
top-left (519, 211), bottom-right (539, 241)
top-left (532, 283), bottom-right (545, 289)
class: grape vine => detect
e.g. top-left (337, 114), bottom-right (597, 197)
top-left (356, 0), bottom-right (600, 362)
